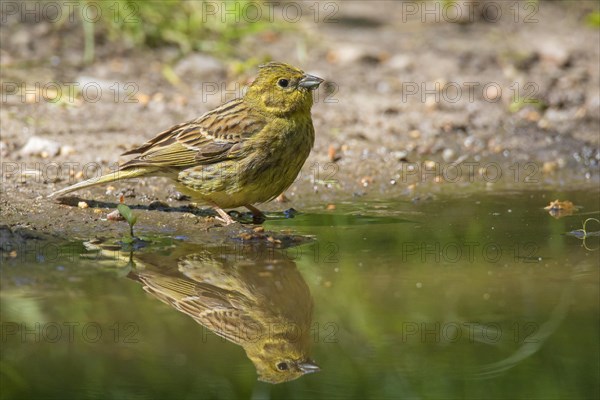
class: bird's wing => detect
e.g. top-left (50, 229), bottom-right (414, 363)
top-left (134, 269), bottom-right (262, 345)
top-left (179, 301), bottom-right (262, 345)
top-left (120, 98), bottom-right (267, 169)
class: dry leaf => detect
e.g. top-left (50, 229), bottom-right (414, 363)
top-left (328, 145), bottom-right (341, 162)
top-left (544, 199), bottom-right (575, 219)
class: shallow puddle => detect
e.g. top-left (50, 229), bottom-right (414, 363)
top-left (2, 189), bottom-right (598, 399)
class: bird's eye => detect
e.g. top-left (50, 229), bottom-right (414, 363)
top-left (277, 79), bottom-right (289, 88)
top-left (276, 362), bottom-right (289, 371)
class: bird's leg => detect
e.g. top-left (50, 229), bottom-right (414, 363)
top-left (211, 204), bottom-right (237, 225)
top-left (245, 204), bottom-right (266, 224)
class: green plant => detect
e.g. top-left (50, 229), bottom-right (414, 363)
top-left (585, 11), bottom-right (600, 28)
top-left (78, 0), bottom-right (283, 61)
top-left (117, 203), bottom-right (138, 240)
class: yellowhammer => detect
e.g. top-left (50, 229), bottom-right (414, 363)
top-left (49, 62), bottom-right (323, 224)
top-left (128, 242), bottom-right (319, 383)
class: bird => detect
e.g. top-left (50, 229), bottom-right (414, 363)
top-left (127, 241), bottom-right (320, 383)
top-left (48, 62), bottom-right (324, 224)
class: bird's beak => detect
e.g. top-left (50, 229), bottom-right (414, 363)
top-left (297, 361), bottom-right (320, 374)
top-left (298, 74), bottom-right (324, 90)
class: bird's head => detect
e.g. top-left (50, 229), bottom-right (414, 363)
top-left (246, 335), bottom-right (320, 384)
top-left (245, 62), bottom-right (324, 116)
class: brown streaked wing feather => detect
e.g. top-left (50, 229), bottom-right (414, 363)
top-left (120, 98), bottom-right (266, 169)
top-left (121, 121), bottom-right (189, 156)
top-left (180, 303), bottom-right (261, 345)
top-left (137, 272), bottom-right (262, 345)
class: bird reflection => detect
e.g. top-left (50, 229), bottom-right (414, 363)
top-left (126, 241), bottom-right (319, 384)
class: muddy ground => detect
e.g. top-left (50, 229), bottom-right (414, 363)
top-left (1, 1), bottom-right (599, 244)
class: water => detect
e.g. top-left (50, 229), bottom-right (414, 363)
top-left (1, 189), bottom-right (598, 399)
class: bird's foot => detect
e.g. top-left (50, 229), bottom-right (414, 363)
top-left (213, 206), bottom-right (237, 226)
top-left (245, 204), bottom-right (266, 224)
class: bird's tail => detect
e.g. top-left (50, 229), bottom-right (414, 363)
top-left (47, 167), bottom-right (157, 198)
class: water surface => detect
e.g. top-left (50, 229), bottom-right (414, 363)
top-left (1, 189), bottom-right (598, 399)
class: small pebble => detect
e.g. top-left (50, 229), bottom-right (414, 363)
top-left (360, 176), bottom-right (373, 187)
top-left (409, 129), bottom-right (421, 139)
top-left (119, 188), bottom-right (136, 198)
top-left (538, 119), bottom-right (550, 129)
top-left (135, 93), bottom-right (151, 106)
top-left (77, 201), bottom-right (88, 209)
top-left (60, 145), bottom-right (76, 156)
top-left (542, 161), bottom-right (558, 174)
top-left (329, 145), bottom-right (342, 162)
top-left (424, 160), bottom-right (437, 169)
top-left (442, 148), bottom-right (455, 162)
top-left (525, 111), bottom-right (541, 122)
top-left (148, 200), bottom-right (169, 210)
top-left (284, 208), bottom-right (298, 218)
top-left (107, 209), bottom-right (125, 221)
top-left (484, 85), bottom-right (501, 101)
top-left (20, 136), bottom-right (62, 157)
top-left (168, 191), bottom-right (191, 201)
